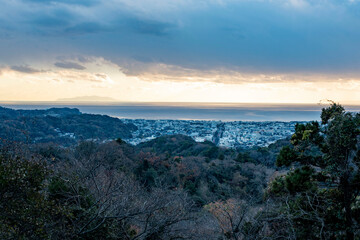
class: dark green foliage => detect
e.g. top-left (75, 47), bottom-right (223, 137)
top-left (267, 176), bottom-right (286, 197)
top-left (143, 167), bottom-right (158, 187)
top-left (268, 103), bottom-right (360, 239)
top-left (138, 135), bottom-right (197, 155)
top-left (135, 135), bottom-right (270, 205)
top-left (0, 153), bottom-right (47, 238)
top-left (184, 179), bottom-right (197, 194)
top-left (0, 151), bottom-right (73, 239)
top-left (276, 146), bottom-right (297, 167)
top-left (47, 176), bottom-right (119, 239)
top-left (291, 121), bottom-right (323, 147)
top-left (203, 146), bottom-right (219, 158)
top-left (0, 145), bottom-right (142, 239)
top-left (285, 166), bottom-right (315, 194)
top-left (0, 110), bottom-right (292, 239)
top-left (0, 106), bottom-right (136, 145)
top-left (237, 137), bottom-right (291, 167)
top-left (320, 102), bottom-right (345, 124)
top-left (236, 152), bottom-right (255, 163)
top-left (138, 135), bottom-right (227, 160)
top-left (75, 141), bottom-right (98, 159)
top-left (116, 138), bottom-right (125, 144)
top-left (48, 176), bottom-right (93, 209)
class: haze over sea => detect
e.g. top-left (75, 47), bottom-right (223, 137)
top-left (2, 102), bottom-right (360, 122)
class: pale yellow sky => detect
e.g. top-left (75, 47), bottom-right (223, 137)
top-left (1, 57), bottom-right (360, 104)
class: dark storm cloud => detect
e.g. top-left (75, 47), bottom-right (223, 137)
top-left (11, 65), bottom-right (43, 73)
top-left (64, 22), bottom-right (109, 35)
top-left (126, 18), bottom-right (176, 36)
top-left (54, 61), bottom-right (86, 70)
top-left (24, 0), bottom-right (99, 7)
top-left (31, 11), bottom-right (71, 28)
top-left (2, 0), bottom-right (360, 79)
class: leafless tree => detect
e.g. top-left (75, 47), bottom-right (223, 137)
top-left (53, 143), bottom-right (201, 239)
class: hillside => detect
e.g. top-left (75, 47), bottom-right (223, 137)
top-left (134, 135), bottom-right (273, 204)
top-left (0, 106), bottom-right (137, 145)
top-left (1, 104), bottom-right (357, 239)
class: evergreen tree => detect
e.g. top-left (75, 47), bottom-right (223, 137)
top-left (270, 103), bottom-right (360, 239)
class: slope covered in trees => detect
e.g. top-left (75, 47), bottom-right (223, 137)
top-left (0, 106), bottom-right (137, 145)
top-left (0, 138), bottom-right (275, 239)
top-left (0, 103), bottom-right (359, 239)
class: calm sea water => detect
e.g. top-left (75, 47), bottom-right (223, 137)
top-left (2, 102), bottom-right (360, 122)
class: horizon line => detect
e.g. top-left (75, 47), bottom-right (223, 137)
top-left (0, 100), bottom-right (359, 106)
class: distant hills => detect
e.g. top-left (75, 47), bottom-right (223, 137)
top-left (0, 106), bottom-right (137, 145)
top-left (57, 95), bottom-right (118, 102)
top-left (0, 106), bottom-right (290, 166)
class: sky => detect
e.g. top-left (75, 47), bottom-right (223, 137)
top-left (1, 0), bottom-right (360, 103)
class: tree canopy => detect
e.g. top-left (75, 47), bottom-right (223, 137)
top-left (271, 103), bottom-right (360, 239)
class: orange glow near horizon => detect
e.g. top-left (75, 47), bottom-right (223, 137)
top-left (1, 61), bottom-right (360, 105)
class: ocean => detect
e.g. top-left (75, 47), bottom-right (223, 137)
top-left (1, 102), bottom-right (360, 122)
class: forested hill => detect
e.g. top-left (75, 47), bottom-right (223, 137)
top-left (0, 106), bottom-right (137, 145)
top-left (138, 134), bottom-right (290, 167)
top-left (1, 103), bottom-right (358, 239)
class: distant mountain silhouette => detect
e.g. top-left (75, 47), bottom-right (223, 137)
top-left (57, 96), bottom-right (118, 102)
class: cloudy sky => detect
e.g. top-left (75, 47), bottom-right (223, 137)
top-left (1, 0), bottom-right (360, 103)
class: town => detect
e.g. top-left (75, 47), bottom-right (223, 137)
top-left (122, 119), bottom-right (302, 148)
